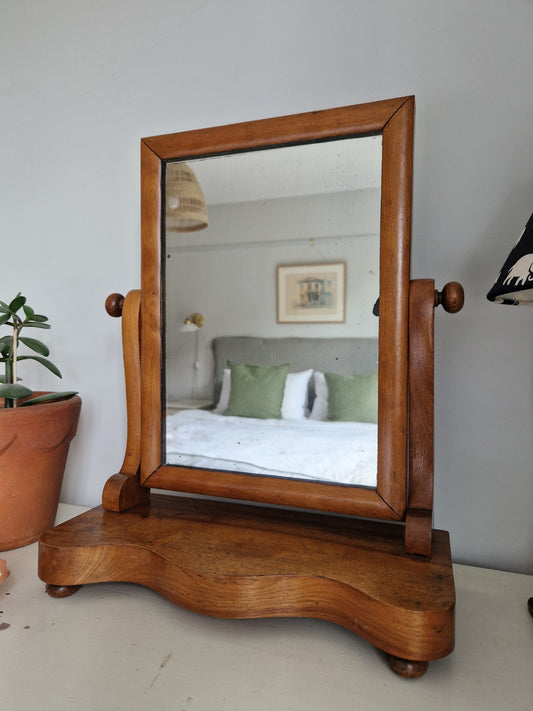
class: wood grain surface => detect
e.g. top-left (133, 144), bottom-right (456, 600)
top-left (39, 494), bottom-right (455, 667)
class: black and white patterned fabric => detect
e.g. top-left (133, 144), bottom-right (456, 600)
top-left (487, 213), bottom-right (533, 304)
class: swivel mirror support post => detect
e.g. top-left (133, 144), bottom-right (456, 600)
top-left (101, 291), bottom-right (149, 512)
top-left (405, 280), bottom-right (464, 557)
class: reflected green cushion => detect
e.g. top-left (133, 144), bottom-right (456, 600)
top-left (325, 371), bottom-right (378, 423)
top-left (224, 362), bottom-right (290, 419)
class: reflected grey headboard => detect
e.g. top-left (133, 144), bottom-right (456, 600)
top-left (212, 336), bottom-right (378, 402)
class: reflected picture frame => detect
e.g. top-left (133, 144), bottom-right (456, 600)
top-left (277, 262), bottom-right (346, 323)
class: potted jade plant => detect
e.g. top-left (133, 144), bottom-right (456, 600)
top-left (0, 294), bottom-right (81, 550)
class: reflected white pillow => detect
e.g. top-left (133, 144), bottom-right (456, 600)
top-left (281, 369), bottom-right (313, 419)
top-left (214, 368), bottom-right (313, 419)
top-left (309, 371), bottom-right (328, 421)
top-left (213, 368), bottom-right (231, 414)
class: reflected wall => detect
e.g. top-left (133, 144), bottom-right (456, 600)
top-left (165, 136), bottom-right (382, 403)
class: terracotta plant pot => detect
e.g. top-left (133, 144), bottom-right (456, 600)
top-left (0, 394), bottom-right (81, 551)
top-left (0, 558), bottom-right (9, 585)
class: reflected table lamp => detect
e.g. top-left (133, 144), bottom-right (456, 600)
top-left (180, 313), bottom-right (205, 399)
top-left (486, 212), bottom-right (533, 617)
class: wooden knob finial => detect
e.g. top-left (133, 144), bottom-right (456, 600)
top-left (105, 293), bottom-right (125, 317)
top-left (435, 282), bottom-right (464, 313)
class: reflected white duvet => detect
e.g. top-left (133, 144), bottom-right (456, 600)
top-left (165, 409), bottom-right (377, 487)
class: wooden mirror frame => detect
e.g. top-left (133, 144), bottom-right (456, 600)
top-left (139, 96), bottom-right (414, 520)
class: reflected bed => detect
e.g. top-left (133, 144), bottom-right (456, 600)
top-left (166, 408), bottom-right (378, 486)
top-left (165, 336), bottom-right (379, 487)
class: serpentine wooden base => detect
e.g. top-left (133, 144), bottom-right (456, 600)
top-left (38, 494), bottom-right (455, 678)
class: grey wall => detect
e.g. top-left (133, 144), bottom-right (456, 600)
top-left (2, 0), bottom-right (532, 573)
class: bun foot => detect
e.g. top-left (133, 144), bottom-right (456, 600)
top-left (386, 654), bottom-right (429, 678)
top-left (46, 583), bottom-right (81, 598)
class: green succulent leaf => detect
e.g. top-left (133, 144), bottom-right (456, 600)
top-left (23, 305), bottom-right (35, 318)
top-left (0, 383), bottom-right (33, 400)
top-left (23, 322), bottom-right (51, 330)
top-left (18, 336), bottom-right (50, 356)
top-left (0, 335), bottom-right (12, 353)
top-left (19, 391), bottom-right (77, 406)
top-left (0, 313), bottom-right (10, 327)
top-left (17, 355), bottom-right (62, 378)
top-left (28, 314), bottom-right (49, 323)
top-left (9, 295), bottom-right (26, 313)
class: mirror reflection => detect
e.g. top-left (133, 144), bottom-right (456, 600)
top-left (164, 135), bottom-right (382, 487)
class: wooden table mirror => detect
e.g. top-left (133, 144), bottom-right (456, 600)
top-left (39, 96), bottom-right (464, 678)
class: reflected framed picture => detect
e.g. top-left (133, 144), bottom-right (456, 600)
top-left (277, 262), bottom-right (346, 323)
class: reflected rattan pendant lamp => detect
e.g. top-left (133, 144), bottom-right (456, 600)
top-left (165, 162), bottom-right (208, 232)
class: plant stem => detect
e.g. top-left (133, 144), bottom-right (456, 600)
top-left (2, 323), bottom-right (19, 408)
top-left (12, 326), bottom-right (17, 386)
top-left (4, 359), bottom-right (14, 408)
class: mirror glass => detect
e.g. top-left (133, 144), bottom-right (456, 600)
top-left (163, 134), bottom-right (382, 488)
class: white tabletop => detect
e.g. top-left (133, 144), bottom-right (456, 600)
top-left (1, 504), bottom-right (532, 711)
